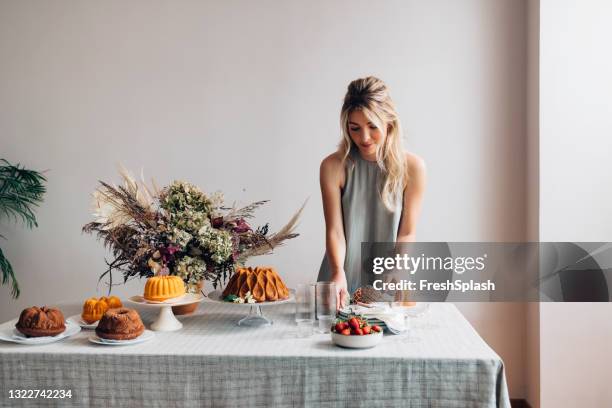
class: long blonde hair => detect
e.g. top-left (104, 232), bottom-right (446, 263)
top-left (339, 76), bottom-right (406, 211)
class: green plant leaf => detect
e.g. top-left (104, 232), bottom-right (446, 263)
top-left (0, 246), bottom-right (19, 298)
top-left (0, 159), bottom-right (47, 229)
top-left (0, 159), bottom-right (47, 299)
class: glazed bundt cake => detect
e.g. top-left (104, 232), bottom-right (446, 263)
top-left (95, 308), bottom-right (145, 340)
top-left (82, 297), bottom-right (108, 324)
top-left (81, 296), bottom-right (123, 324)
top-left (15, 306), bottom-right (66, 337)
top-left (104, 295), bottom-right (123, 309)
top-left (222, 266), bottom-right (290, 302)
top-left (144, 275), bottom-right (185, 301)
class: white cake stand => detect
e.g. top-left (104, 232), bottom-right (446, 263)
top-left (127, 293), bottom-right (204, 332)
top-left (207, 290), bottom-right (294, 327)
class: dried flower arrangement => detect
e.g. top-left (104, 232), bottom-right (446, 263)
top-left (83, 167), bottom-right (304, 293)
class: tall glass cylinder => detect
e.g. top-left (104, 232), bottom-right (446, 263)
top-left (295, 283), bottom-right (315, 322)
top-left (315, 281), bottom-right (337, 333)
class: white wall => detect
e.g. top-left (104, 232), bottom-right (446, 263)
top-left (0, 0), bottom-right (528, 397)
top-left (526, 0), bottom-right (540, 406)
top-left (540, 0), bottom-right (612, 406)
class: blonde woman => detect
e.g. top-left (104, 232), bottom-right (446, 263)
top-left (318, 76), bottom-right (426, 309)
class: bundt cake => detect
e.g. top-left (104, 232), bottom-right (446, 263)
top-left (81, 296), bottom-right (123, 324)
top-left (95, 308), bottom-right (145, 340)
top-left (104, 295), bottom-right (122, 309)
top-left (144, 275), bottom-right (185, 302)
top-left (222, 266), bottom-right (290, 302)
top-left (15, 306), bottom-right (66, 337)
top-left (82, 297), bottom-right (108, 324)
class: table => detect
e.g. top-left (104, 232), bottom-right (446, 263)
top-left (0, 302), bottom-right (510, 408)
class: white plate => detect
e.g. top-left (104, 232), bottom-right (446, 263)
top-left (331, 330), bottom-right (383, 349)
top-left (127, 293), bottom-right (204, 307)
top-left (0, 320), bottom-right (81, 345)
top-left (206, 290), bottom-right (295, 307)
top-left (338, 309), bottom-right (385, 322)
top-left (69, 314), bottom-right (98, 329)
top-left (89, 329), bottom-right (155, 346)
top-left (338, 311), bottom-right (385, 321)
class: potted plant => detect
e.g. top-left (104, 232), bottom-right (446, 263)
top-left (0, 159), bottom-right (46, 298)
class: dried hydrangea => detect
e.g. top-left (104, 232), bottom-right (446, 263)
top-left (169, 209), bottom-right (210, 234)
top-left (174, 255), bottom-right (206, 287)
top-left (197, 226), bottom-right (233, 264)
top-left (160, 181), bottom-right (212, 214)
top-left (169, 227), bottom-right (193, 248)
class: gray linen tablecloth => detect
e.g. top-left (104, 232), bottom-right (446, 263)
top-left (0, 301), bottom-right (510, 408)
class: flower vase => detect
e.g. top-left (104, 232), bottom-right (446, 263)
top-left (172, 281), bottom-right (204, 315)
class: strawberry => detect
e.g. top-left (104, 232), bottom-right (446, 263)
top-left (335, 322), bottom-right (347, 332)
top-left (348, 317), bottom-right (360, 331)
top-left (362, 325), bottom-right (371, 335)
top-left (353, 328), bottom-right (364, 336)
top-left (371, 325), bottom-right (382, 333)
top-left (340, 328), bottom-right (351, 336)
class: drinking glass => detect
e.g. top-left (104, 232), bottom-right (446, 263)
top-left (295, 283), bottom-right (315, 337)
top-left (315, 282), bottom-right (337, 333)
top-left (389, 302), bottom-right (435, 343)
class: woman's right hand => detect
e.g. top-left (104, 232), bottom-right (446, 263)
top-left (330, 270), bottom-right (349, 311)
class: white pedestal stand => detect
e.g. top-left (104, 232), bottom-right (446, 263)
top-left (150, 305), bottom-right (184, 331)
top-left (127, 294), bottom-right (204, 332)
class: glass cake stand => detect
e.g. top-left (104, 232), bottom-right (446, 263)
top-left (127, 293), bottom-right (204, 332)
top-left (206, 290), bottom-right (295, 327)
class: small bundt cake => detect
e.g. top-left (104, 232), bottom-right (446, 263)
top-left (222, 266), bottom-right (290, 302)
top-left (95, 308), bottom-right (145, 340)
top-left (82, 297), bottom-right (109, 324)
top-left (81, 296), bottom-right (123, 324)
top-left (144, 275), bottom-right (186, 301)
top-left (15, 306), bottom-right (66, 337)
top-left (104, 295), bottom-right (123, 309)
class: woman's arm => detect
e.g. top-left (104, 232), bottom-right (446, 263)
top-left (320, 153), bottom-right (349, 309)
top-left (397, 153), bottom-right (427, 242)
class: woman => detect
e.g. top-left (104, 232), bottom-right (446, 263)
top-left (317, 76), bottom-right (426, 310)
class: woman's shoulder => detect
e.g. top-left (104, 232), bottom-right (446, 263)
top-left (320, 151), bottom-right (346, 172)
top-left (320, 151), bottom-right (347, 187)
top-left (404, 151), bottom-right (426, 175)
top-left (404, 151), bottom-right (426, 188)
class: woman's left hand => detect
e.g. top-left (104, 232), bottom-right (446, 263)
top-left (330, 270), bottom-right (349, 311)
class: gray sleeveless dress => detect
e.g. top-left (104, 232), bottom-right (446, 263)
top-left (317, 147), bottom-right (403, 294)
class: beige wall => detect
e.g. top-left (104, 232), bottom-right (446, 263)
top-left (0, 0), bottom-right (529, 398)
top-left (539, 0), bottom-right (612, 406)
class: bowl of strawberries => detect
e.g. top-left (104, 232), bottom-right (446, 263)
top-left (331, 316), bottom-right (383, 349)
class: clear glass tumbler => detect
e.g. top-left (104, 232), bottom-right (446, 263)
top-left (295, 283), bottom-right (316, 337)
top-left (315, 281), bottom-right (337, 333)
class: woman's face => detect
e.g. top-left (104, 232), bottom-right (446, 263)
top-left (348, 109), bottom-right (386, 160)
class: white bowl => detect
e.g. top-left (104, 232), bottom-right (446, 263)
top-left (331, 329), bottom-right (383, 349)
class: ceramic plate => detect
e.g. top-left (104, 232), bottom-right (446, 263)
top-left (206, 290), bottom-right (295, 307)
top-left (0, 320), bottom-right (81, 345)
top-left (338, 310), bottom-right (386, 326)
top-left (68, 314), bottom-right (98, 329)
top-left (127, 293), bottom-right (204, 306)
top-left (88, 329), bottom-right (155, 346)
